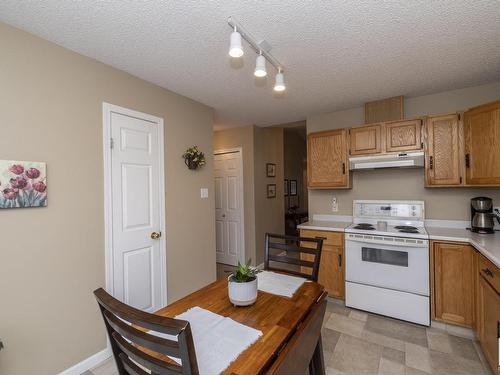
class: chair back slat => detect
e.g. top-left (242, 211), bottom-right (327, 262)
top-left (118, 353), bottom-right (155, 375)
top-left (94, 288), bottom-right (199, 375)
top-left (103, 310), bottom-right (180, 357)
top-left (268, 254), bottom-right (315, 268)
top-left (267, 241), bottom-right (318, 255)
top-left (95, 288), bottom-right (185, 335)
top-left (112, 333), bottom-right (182, 374)
top-left (264, 233), bottom-right (323, 282)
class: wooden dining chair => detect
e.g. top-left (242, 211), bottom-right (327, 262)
top-left (264, 233), bottom-right (324, 281)
top-left (94, 288), bottom-right (199, 375)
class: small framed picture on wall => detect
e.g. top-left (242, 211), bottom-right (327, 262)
top-left (266, 163), bottom-right (276, 177)
top-left (284, 179), bottom-right (289, 196)
top-left (290, 180), bottom-right (297, 196)
top-left (267, 184), bottom-right (276, 198)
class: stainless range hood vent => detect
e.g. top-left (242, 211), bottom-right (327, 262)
top-left (349, 151), bottom-right (424, 170)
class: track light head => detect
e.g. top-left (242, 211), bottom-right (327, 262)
top-left (274, 69), bottom-right (286, 92)
top-left (229, 27), bottom-right (243, 58)
top-left (254, 53), bottom-right (267, 77)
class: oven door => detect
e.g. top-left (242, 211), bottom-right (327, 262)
top-left (345, 237), bottom-right (429, 296)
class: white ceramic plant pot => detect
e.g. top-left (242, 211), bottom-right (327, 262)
top-left (228, 276), bottom-right (258, 306)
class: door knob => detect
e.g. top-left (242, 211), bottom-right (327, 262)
top-left (151, 231), bottom-right (161, 240)
top-left (222, 214), bottom-right (226, 218)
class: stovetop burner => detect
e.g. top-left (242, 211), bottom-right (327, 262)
top-left (398, 228), bottom-right (420, 234)
top-left (394, 225), bottom-right (420, 234)
top-left (353, 223), bottom-right (375, 230)
top-left (394, 225), bottom-right (418, 230)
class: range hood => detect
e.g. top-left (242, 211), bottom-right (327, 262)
top-left (349, 151), bottom-right (425, 170)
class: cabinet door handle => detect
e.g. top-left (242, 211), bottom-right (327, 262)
top-left (315, 236), bottom-right (327, 240)
top-left (342, 162), bottom-right (346, 174)
top-left (338, 254), bottom-right (342, 267)
top-left (465, 153), bottom-right (470, 168)
top-left (429, 156), bottom-right (433, 170)
top-left (482, 268), bottom-right (494, 277)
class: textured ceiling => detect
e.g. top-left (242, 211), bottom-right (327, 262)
top-left (1, 1), bottom-right (500, 129)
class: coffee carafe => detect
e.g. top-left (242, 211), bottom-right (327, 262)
top-left (471, 197), bottom-right (499, 234)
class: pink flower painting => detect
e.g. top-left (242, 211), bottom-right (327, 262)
top-left (0, 160), bottom-right (47, 208)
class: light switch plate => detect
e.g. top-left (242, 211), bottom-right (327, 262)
top-left (200, 188), bottom-right (208, 199)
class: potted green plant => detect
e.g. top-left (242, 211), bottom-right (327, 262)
top-left (228, 261), bottom-right (260, 306)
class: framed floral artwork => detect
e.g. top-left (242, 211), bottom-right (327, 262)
top-left (0, 160), bottom-right (47, 208)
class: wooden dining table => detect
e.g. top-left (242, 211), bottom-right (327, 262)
top-left (152, 277), bottom-right (327, 375)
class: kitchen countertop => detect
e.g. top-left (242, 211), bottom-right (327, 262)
top-left (297, 220), bottom-right (351, 232)
top-left (426, 226), bottom-right (500, 268)
top-left (297, 219), bottom-right (500, 268)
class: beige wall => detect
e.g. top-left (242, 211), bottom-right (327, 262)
top-left (254, 127), bottom-right (285, 265)
top-left (213, 126), bottom-right (256, 264)
top-left (307, 81), bottom-right (500, 219)
top-left (0, 22), bottom-right (216, 375)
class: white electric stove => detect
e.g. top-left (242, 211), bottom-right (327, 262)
top-left (345, 200), bottom-right (430, 326)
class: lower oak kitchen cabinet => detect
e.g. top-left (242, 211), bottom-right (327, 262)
top-left (476, 252), bottom-right (500, 372)
top-left (432, 240), bottom-right (500, 373)
top-left (431, 241), bottom-right (474, 326)
top-left (300, 229), bottom-right (345, 299)
top-left (298, 233), bottom-right (498, 372)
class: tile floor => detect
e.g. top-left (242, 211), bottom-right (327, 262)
top-left (87, 300), bottom-right (493, 375)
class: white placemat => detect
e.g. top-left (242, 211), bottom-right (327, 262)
top-left (257, 270), bottom-right (307, 298)
top-left (151, 306), bottom-right (262, 375)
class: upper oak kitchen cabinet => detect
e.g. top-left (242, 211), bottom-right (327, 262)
top-left (349, 119), bottom-right (423, 156)
top-left (349, 123), bottom-right (383, 155)
top-left (384, 119), bottom-right (423, 153)
top-left (307, 129), bottom-right (350, 189)
top-left (425, 113), bottom-right (464, 186)
top-left (464, 99), bottom-right (500, 186)
top-left (307, 99), bottom-right (500, 189)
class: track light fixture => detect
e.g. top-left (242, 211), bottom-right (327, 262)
top-left (227, 16), bottom-right (286, 92)
top-left (229, 26), bottom-right (244, 58)
top-left (274, 69), bottom-right (286, 92)
top-left (254, 52), bottom-right (267, 77)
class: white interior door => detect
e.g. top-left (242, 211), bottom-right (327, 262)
top-left (106, 104), bottom-right (166, 312)
top-left (214, 151), bottom-right (244, 266)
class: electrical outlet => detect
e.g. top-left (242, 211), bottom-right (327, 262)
top-left (332, 196), bottom-right (339, 212)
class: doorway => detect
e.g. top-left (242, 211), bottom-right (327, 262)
top-left (283, 124), bottom-right (308, 236)
top-left (214, 148), bottom-right (245, 267)
top-left (103, 103), bottom-right (167, 312)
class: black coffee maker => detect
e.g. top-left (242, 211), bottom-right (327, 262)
top-left (470, 197), bottom-right (500, 233)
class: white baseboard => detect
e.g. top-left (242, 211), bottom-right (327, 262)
top-left (58, 346), bottom-right (112, 375)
